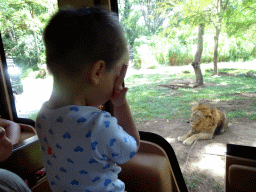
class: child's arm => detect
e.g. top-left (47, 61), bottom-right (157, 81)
top-left (113, 98), bottom-right (140, 152)
top-left (0, 118), bottom-right (21, 145)
top-left (111, 64), bottom-right (140, 152)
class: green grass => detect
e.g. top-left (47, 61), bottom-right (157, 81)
top-left (183, 173), bottom-right (224, 191)
top-left (214, 182), bottom-right (224, 192)
top-left (125, 68), bottom-right (256, 122)
top-left (183, 173), bottom-right (205, 191)
top-left (205, 68), bottom-right (256, 75)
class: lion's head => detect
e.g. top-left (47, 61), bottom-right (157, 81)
top-left (190, 103), bottom-right (219, 133)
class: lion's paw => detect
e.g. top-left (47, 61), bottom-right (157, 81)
top-left (183, 138), bottom-right (194, 145)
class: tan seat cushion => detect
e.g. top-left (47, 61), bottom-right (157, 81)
top-left (229, 164), bottom-right (256, 192)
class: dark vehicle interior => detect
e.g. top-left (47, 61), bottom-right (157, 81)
top-left (0, 0), bottom-right (255, 192)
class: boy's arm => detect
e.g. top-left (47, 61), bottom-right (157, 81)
top-left (113, 98), bottom-right (140, 152)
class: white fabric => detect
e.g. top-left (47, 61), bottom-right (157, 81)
top-left (36, 103), bottom-right (137, 192)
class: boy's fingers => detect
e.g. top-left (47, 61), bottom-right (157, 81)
top-left (115, 64), bottom-right (128, 86)
top-left (111, 87), bottom-right (128, 107)
top-left (121, 64), bottom-right (128, 78)
top-left (118, 64), bottom-right (128, 81)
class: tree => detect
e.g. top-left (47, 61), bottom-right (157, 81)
top-left (119, 0), bottom-right (145, 47)
top-left (209, 0), bottom-right (229, 76)
top-left (192, 23), bottom-right (205, 86)
top-left (129, 0), bottom-right (173, 35)
top-left (178, 0), bottom-right (230, 77)
top-left (225, 0), bottom-right (256, 38)
top-left (119, 0), bottom-right (173, 46)
top-left (0, 0), bottom-right (57, 70)
top-left (176, 0), bottom-right (211, 85)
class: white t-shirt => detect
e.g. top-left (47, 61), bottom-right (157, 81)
top-left (35, 103), bottom-right (137, 192)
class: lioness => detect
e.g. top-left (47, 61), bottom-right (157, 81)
top-left (178, 102), bottom-right (228, 145)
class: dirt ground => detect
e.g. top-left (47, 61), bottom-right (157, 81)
top-left (135, 94), bottom-right (256, 192)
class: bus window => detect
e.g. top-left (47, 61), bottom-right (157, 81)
top-left (1, 0), bottom-right (58, 120)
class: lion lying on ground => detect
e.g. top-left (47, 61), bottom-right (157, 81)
top-left (178, 102), bottom-right (228, 145)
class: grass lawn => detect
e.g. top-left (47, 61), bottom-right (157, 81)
top-left (125, 68), bottom-right (256, 122)
top-left (26, 67), bottom-right (256, 123)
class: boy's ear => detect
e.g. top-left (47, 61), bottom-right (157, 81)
top-left (90, 60), bottom-right (106, 85)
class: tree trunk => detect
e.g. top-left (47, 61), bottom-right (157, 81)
top-left (192, 23), bottom-right (205, 86)
top-left (212, 0), bottom-right (228, 76)
top-left (31, 4), bottom-right (40, 64)
top-left (33, 31), bottom-right (40, 63)
top-left (2, 13), bottom-right (14, 41)
top-left (213, 26), bottom-right (221, 76)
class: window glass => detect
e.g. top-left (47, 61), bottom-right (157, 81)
top-left (1, 0), bottom-right (58, 120)
top-left (118, 0), bottom-right (256, 191)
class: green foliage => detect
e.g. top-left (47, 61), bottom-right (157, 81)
top-left (135, 0), bottom-right (173, 35)
top-left (21, 67), bottom-right (43, 80)
top-left (0, 0), bottom-right (57, 71)
top-left (120, 0), bottom-right (256, 71)
top-left (3, 34), bottom-right (43, 70)
top-left (201, 33), bottom-right (256, 63)
top-left (133, 28), bottom-right (196, 68)
top-left (132, 28), bottom-right (256, 69)
top-left (119, 0), bottom-right (173, 46)
top-left (121, 10), bottom-right (148, 47)
top-left (133, 36), bottom-right (159, 69)
top-left (21, 68), bottom-right (34, 80)
top-left (225, 0), bottom-right (256, 37)
top-left (167, 38), bottom-right (194, 66)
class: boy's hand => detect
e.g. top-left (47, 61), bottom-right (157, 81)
top-left (111, 64), bottom-right (128, 107)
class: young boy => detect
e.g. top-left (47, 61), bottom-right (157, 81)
top-left (35, 6), bottom-right (140, 192)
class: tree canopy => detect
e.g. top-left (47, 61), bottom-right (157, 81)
top-left (0, 0), bottom-right (57, 70)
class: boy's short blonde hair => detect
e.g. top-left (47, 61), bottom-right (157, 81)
top-left (44, 6), bottom-right (128, 79)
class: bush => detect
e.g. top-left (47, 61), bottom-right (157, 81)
top-left (201, 34), bottom-right (256, 63)
top-left (133, 43), bottom-right (159, 69)
top-left (167, 41), bottom-right (194, 66)
top-left (21, 67), bottom-right (40, 80)
top-left (152, 36), bottom-right (170, 65)
top-left (133, 36), bottom-right (158, 69)
top-left (133, 36), bottom-right (194, 68)
top-left (131, 30), bottom-right (256, 69)
top-left (3, 34), bottom-right (43, 70)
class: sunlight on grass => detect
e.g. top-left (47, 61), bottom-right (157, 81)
top-left (220, 82), bottom-right (228, 85)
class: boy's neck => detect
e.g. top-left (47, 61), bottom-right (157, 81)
top-left (47, 81), bottom-right (87, 109)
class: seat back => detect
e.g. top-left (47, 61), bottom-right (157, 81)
top-left (119, 141), bottom-right (178, 191)
top-left (118, 131), bottom-right (187, 192)
top-left (226, 144), bottom-right (256, 192)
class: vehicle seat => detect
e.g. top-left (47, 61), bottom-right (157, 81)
top-left (19, 123), bottom-right (37, 143)
top-left (226, 144), bottom-right (256, 192)
top-left (119, 131), bottom-right (187, 192)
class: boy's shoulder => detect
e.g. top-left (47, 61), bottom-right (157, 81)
top-left (36, 103), bottom-right (113, 123)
